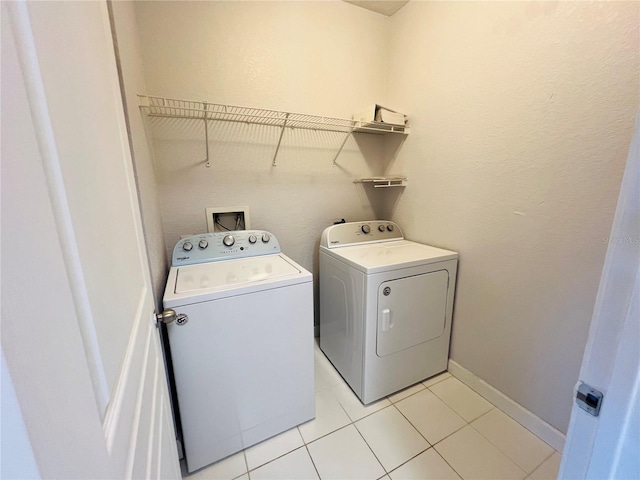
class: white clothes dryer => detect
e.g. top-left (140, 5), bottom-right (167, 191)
top-left (319, 221), bottom-right (458, 404)
top-left (163, 230), bottom-right (314, 473)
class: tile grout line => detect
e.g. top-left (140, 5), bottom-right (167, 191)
top-left (303, 444), bottom-right (322, 480)
top-left (234, 371), bottom-right (483, 480)
top-left (350, 416), bottom-right (392, 475)
top-left (523, 449), bottom-right (559, 478)
top-left (242, 448), bottom-right (249, 479)
top-left (383, 445), bottom-right (432, 478)
top-left (391, 387), bottom-right (469, 450)
top-left (391, 401), bottom-right (432, 447)
top-left (428, 377), bottom-right (500, 420)
top-left (402, 401), bottom-right (470, 480)
top-left (468, 412), bottom-right (556, 475)
top-left (387, 401), bottom-right (466, 479)
top-left (245, 445), bottom-right (309, 477)
top-left (302, 372), bottom-right (461, 476)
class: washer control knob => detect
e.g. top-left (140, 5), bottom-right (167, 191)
top-left (378, 225), bottom-right (386, 232)
top-left (182, 242), bottom-right (193, 252)
top-left (248, 234), bottom-right (257, 244)
top-left (198, 239), bottom-right (208, 249)
top-left (223, 235), bottom-right (235, 247)
top-left (361, 225), bottom-right (371, 234)
top-left (262, 233), bottom-right (271, 243)
top-left (387, 224), bottom-right (394, 232)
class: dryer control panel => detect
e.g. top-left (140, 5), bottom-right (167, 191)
top-left (321, 221), bottom-right (403, 248)
top-left (172, 230), bottom-right (281, 266)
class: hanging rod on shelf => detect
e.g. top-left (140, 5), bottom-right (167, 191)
top-left (138, 95), bottom-right (409, 167)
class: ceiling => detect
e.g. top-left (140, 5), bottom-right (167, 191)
top-left (343, 0), bottom-right (410, 17)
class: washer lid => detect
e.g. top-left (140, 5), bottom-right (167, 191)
top-left (174, 254), bottom-right (301, 294)
top-left (324, 240), bottom-right (457, 274)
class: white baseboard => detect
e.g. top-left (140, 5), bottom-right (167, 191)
top-left (448, 359), bottom-right (566, 452)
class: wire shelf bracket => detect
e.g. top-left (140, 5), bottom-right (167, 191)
top-left (354, 176), bottom-right (408, 188)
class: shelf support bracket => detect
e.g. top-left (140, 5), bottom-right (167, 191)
top-left (203, 102), bottom-right (210, 167)
top-left (272, 113), bottom-right (290, 166)
top-left (332, 131), bottom-right (352, 166)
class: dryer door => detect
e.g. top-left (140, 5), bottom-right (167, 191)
top-left (377, 270), bottom-right (449, 357)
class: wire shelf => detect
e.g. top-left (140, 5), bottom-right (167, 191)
top-left (138, 95), bottom-right (408, 135)
top-left (138, 95), bottom-right (409, 167)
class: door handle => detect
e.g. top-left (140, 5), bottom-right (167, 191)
top-left (156, 309), bottom-right (176, 326)
top-left (381, 308), bottom-right (393, 332)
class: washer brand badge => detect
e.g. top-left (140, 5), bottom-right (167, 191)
top-left (177, 256), bottom-right (189, 261)
top-left (383, 287), bottom-right (391, 296)
top-left (330, 240), bottom-right (340, 244)
top-left (176, 313), bottom-right (189, 326)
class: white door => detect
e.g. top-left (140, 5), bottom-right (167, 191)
top-left (1, 2), bottom-right (180, 478)
top-left (559, 116), bottom-right (640, 478)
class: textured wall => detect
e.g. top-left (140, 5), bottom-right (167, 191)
top-left (130, 0), bottom-right (638, 434)
top-left (110, 2), bottom-right (168, 310)
top-left (134, 1), bottom-right (391, 301)
top-left (386, 1), bottom-right (639, 433)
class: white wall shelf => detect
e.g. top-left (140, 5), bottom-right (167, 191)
top-left (354, 176), bottom-right (407, 188)
top-left (138, 95), bottom-right (409, 167)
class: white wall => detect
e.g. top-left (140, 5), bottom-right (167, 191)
top-left (127, 0), bottom-right (638, 435)
top-left (133, 0), bottom-right (392, 291)
top-left (386, 1), bottom-right (639, 433)
top-left (109, 1), bottom-right (168, 310)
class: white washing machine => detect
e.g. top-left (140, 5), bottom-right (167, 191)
top-left (319, 221), bottom-right (458, 404)
top-left (163, 230), bottom-right (314, 473)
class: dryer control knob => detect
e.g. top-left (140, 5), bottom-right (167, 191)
top-left (262, 233), bottom-right (271, 243)
top-left (248, 235), bottom-right (257, 244)
top-left (182, 242), bottom-right (193, 252)
top-left (378, 225), bottom-right (385, 232)
top-left (223, 235), bottom-right (235, 247)
top-left (361, 225), bottom-right (371, 234)
top-left (198, 240), bottom-right (208, 249)
top-left (387, 224), bottom-right (394, 232)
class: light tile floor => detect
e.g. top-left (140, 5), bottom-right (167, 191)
top-left (182, 342), bottom-right (561, 480)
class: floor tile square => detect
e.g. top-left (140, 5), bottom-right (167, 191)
top-left (356, 406), bottom-right (429, 471)
top-left (244, 427), bottom-right (304, 471)
top-left (314, 349), bottom-right (345, 392)
top-left (395, 388), bottom-right (466, 444)
top-left (387, 382), bottom-right (425, 403)
top-left (429, 376), bottom-right (494, 422)
top-left (183, 451), bottom-right (246, 479)
top-left (298, 386), bottom-right (351, 443)
top-left (528, 451), bottom-right (562, 480)
top-left (389, 448), bottom-right (460, 480)
top-left (250, 447), bottom-right (318, 480)
top-left (307, 425), bottom-right (385, 480)
top-left (435, 426), bottom-right (527, 479)
top-left (333, 381), bottom-right (391, 421)
top-left (422, 372), bottom-right (452, 388)
top-left (472, 409), bottom-right (555, 473)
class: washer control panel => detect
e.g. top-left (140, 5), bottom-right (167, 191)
top-left (172, 230), bottom-right (281, 266)
top-left (321, 221), bottom-right (403, 248)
